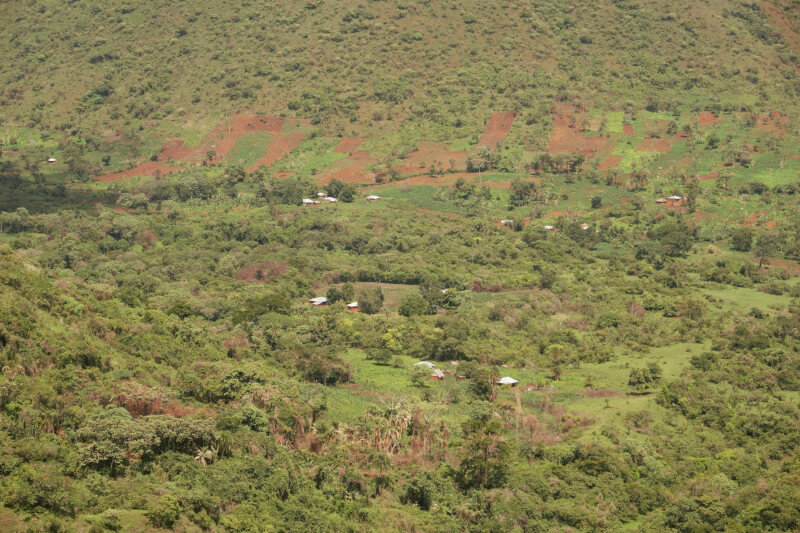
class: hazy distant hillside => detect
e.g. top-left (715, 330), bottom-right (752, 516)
top-left (2, 0), bottom-right (799, 142)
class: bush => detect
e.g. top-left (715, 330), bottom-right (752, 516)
top-left (398, 293), bottom-right (433, 317)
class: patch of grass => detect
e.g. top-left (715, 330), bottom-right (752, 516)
top-left (703, 286), bottom-right (792, 311)
top-left (228, 131), bottom-right (272, 167)
top-left (272, 136), bottom-right (347, 178)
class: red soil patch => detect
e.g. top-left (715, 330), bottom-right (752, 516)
top-left (788, 154), bottom-right (800, 159)
top-left (764, 221), bottom-right (778, 229)
top-left (97, 113), bottom-right (288, 181)
top-left (236, 262), bottom-right (290, 282)
top-left (765, 258), bottom-right (800, 276)
top-left (246, 133), bottom-right (306, 172)
top-left (319, 151), bottom-right (377, 184)
top-left (753, 112), bottom-right (790, 137)
top-left (597, 155), bottom-right (622, 170)
top-left (158, 139), bottom-right (198, 162)
top-left (334, 138), bottom-right (364, 154)
top-left (274, 171), bottom-right (296, 178)
top-left (743, 211), bottom-right (772, 226)
top-left (392, 142), bottom-right (468, 174)
top-left (698, 171), bottom-right (718, 181)
top-left (622, 124), bottom-right (635, 135)
top-left (96, 161), bottom-right (180, 182)
top-left (477, 111), bottom-right (515, 148)
top-left (637, 138), bottom-right (673, 152)
top-left (697, 112), bottom-right (719, 127)
top-left (547, 104), bottom-right (610, 156)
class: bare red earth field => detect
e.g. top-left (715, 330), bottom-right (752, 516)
top-left (477, 111), bottom-right (515, 148)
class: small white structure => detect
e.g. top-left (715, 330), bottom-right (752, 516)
top-left (47, 157), bottom-right (58, 163)
top-left (414, 361), bottom-right (436, 369)
top-left (302, 198), bottom-right (315, 205)
top-left (346, 301), bottom-right (359, 309)
top-left (496, 376), bottom-right (519, 387)
top-left (431, 369), bottom-right (445, 380)
top-left (323, 197), bottom-right (338, 203)
top-left (308, 296), bottom-right (328, 306)
top-left (544, 225), bottom-right (557, 232)
top-left (316, 192), bottom-right (327, 198)
top-left (500, 219), bottom-right (514, 226)
top-left (580, 223), bottom-right (590, 230)
top-left (668, 195), bottom-right (683, 201)
top-left (365, 195), bottom-right (381, 201)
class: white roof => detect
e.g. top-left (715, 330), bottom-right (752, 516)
top-left (309, 297), bottom-right (328, 305)
top-left (302, 198), bottom-right (314, 204)
top-left (47, 158), bottom-right (58, 163)
top-left (324, 197), bottom-right (338, 202)
top-left (668, 195), bottom-right (683, 200)
top-left (544, 225), bottom-right (556, 230)
top-left (346, 301), bottom-right (359, 308)
top-left (317, 192), bottom-right (326, 197)
top-left (581, 223), bottom-right (590, 230)
top-left (496, 376), bottom-right (519, 385)
top-left (366, 195), bottom-right (380, 200)
top-left (432, 369), bottom-right (445, 379)
top-left (414, 361), bottom-right (436, 368)
top-left (500, 219), bottom-right (513, 224)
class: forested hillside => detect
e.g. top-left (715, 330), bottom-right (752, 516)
top-left (2, 0), bottom-right (800, 531)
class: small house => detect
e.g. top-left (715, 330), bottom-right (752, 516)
top-left (316, 192), bottom-right (326, 198)
top-left (302, 198), bottom-right (316, 206)
top-left (544, 225), bottom-right (557, 232)
top-left (308, 296), bottom-right (328, 306)
top-left (346, 301), bottom-right (360, 311)
top-left (500, 219), bottom-right (514, 226)
top-left (323, 197), bottom-right (338, 203)
top-left (414, 361), bottom-right (436, 369)
top-left (431, 368), bottom-right (445, 380)
top-left (580, 223), bottom-right (590, 230)
top-left (667, 195), bottom-right (683, 206)
top-left (47, 157), bottom-right (58, 163)
top-left (496, 376), bottom-right (519, 387)
top-left (365, 195), bottom-right (380, 202)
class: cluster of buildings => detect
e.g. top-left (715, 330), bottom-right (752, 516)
top-left (308, 296), bottom-right (360, 311)
top-left (655, 195), bottom-right (684, 206)
top-left (413, 360), bottom-right (519, 387)
top-left (302, 194), bottom-right (381, 206)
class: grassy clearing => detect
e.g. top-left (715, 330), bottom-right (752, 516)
top-left (272, 136), bottom-right (347, 178)
top-left (228, 131), bottom-right (272, 168)
top-left (703, 286), bottom-right (793, 311)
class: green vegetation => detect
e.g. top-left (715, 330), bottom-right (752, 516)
top-left (2, 0), bottom-right (800, 530)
